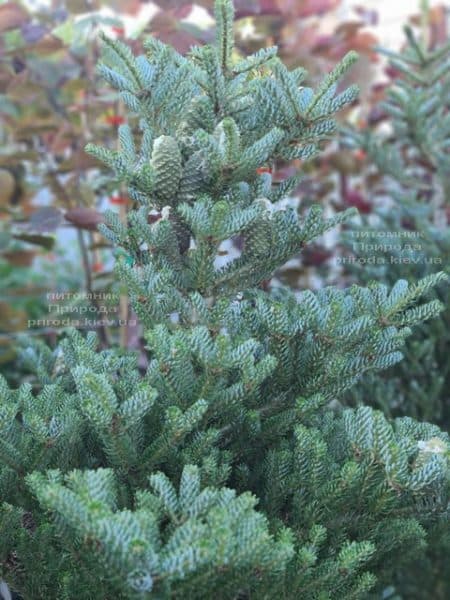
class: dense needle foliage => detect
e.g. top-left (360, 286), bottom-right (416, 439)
top-left (342, 28), bottom-right (450, 599)
top-left (0, 3), bottom-right (448, 599)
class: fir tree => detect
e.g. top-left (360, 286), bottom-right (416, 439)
top-left (342, 27), bottom-right (450, 424)
top-left (0, 3), bottom-right (449, 599)
top-left (341, 27), bottom-right (450, 598)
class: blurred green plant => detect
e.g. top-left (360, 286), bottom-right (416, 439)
top-left (340, 26), bottom-right (450, 600)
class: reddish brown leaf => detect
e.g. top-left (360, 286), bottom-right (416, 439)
top-left (172, 4), bottom-right (194, 19)
top-left (350, 31), bottom-right (378, 55)
top-left (31, 34), bottom-right (64, 54)
top-left (335, 22), bottom-right (364, 38)
top-left (313, 28), bottom-right (378, 60)
top-left (343, 189), bottom-right (372, 214)
top-left (429, 5), bottom-right (448, 46)
top-left (65, 208), bottom-right (104, 231)
top-left (155, 29), bottom-right (199, 55)
top-left (147, 212), bottom-right (162, 224)
top-left (150, 11), bottom-right (178, 33)
top-left (385, 65), bottom-right (401, 80)
top-left (0, 2), bottom-right (29, 33)
top-left (1, 250), bottom-right (36, 267)
top-left (234, 0), bottom-right (279, 18)
top-left (284, 0), bottom-right (341, 17)
top-left (301, 246), bottom-right (332, 267)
